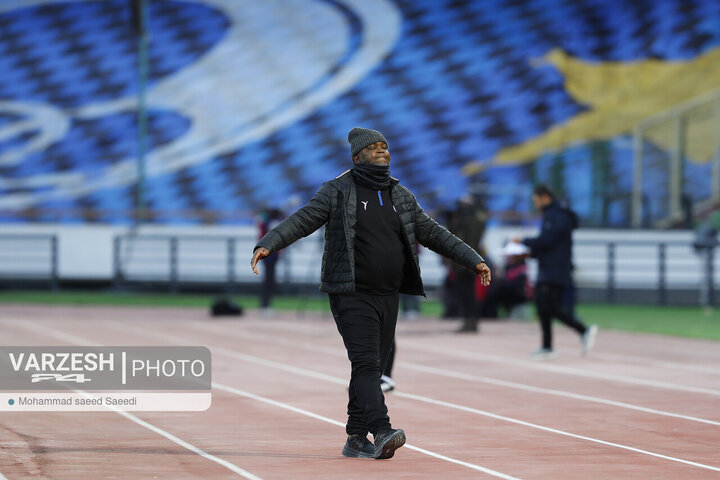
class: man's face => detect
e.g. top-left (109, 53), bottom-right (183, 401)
top-left (354, 141), bottom-right (390, 166)
top-left (532, 193), bottom-right (551, 210)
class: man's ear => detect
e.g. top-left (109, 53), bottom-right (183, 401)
top-left (352, 155), bottom-right (359, 164)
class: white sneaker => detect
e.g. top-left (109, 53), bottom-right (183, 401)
top-left (380, 375), bottom-right (395, 393)
top-left (528, 348), bottom-right (557, 360)
top-left (581, 325), bottom-right (598, 355)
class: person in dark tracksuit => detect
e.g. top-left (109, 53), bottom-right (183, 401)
top-left (257, 208), bottom-right (283, 312)
top-left (447, 197), bottom-right (489, 333)
top-left (251, 127), bottom-right (491, 460)
top-left (520, 185), bottom-right (597, 359)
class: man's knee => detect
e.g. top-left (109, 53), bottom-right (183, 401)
top-left (351, 357), bottom-right (381, 376)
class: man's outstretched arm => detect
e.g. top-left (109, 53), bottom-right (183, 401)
top-left (413, 202), bottom-right (491, 285)
top-left (250, 184), bottom-right (331, 274)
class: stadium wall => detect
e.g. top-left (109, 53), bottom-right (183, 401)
top-left (0, 225), bottom-right (712, 303)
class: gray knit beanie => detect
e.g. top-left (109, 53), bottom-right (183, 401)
top-left (348, 127), bottom-right (388, 157)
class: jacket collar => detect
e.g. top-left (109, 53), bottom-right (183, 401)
top-left (336, 169), bottom-right (399, 185)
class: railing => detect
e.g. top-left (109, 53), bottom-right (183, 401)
top-left (632, 87), bottom-right (720, 228)
top-left (574, 239), bottom-right (712, 305)
top-left (112, 233), bottom-right (715, 306)
top-left (0, 234), bottom-right (58, 289)
top-left (113, 234), bottom-right (259, 293)
top-left (112, 230), bottom-right (332, 293)
top-left (0, 231), bottom-right (711, 306)
top-left (111, 230), bottom-right (449, 294)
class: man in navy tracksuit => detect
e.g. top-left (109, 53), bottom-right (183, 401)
top-left (252, 127), bottom-right (491, 459)
top-left (521, 185), bottom-right (597, 359)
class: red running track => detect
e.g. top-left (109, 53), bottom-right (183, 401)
top-left (0, 304), bottom-right (719, 479)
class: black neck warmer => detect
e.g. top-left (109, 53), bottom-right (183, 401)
top-left (351, 163), bottom-right (391, 189)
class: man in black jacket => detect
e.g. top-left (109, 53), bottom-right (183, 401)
top-left (251, 127), bottom-right (491, 460)
top-left (520, 185), bottom-right (597, 359)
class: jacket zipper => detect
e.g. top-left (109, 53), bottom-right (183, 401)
top-left (341, 189), bottom-right (356, 291)
top-left (391, 187), bottom-right (426, 297)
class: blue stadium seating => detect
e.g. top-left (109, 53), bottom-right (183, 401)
top-left (0, 0), bottom-right (718, 227)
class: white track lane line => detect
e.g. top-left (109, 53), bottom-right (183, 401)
top-left (102, 322), bottom-right (720, 474)
top-left (177, 323), bottom-right (720, 427)
top-left (7, 321), bottom-right (263, 480)
top-left (237, 317), bottom-right (720, 373)
top-left (400, 362), bottom-right (720, 427)
top-left (112, 407), bottom-right (263, 480)
top-left (16, 320), bottom-right (526, 479)
top-left (246, 319), bottom-right (720, 395)
top-left (591, 352), bottom-right (720, 376)
top-left (395, 392), bottom-right (720, 473)
top-left (399, 340), bottom-right (720, 397)
top-left (0, 471), bottom-right (8, 479)
top-left (213, 383), bottom-right (523, 480)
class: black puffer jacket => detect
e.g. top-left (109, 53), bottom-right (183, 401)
top-left (256, 171), bottom-right (484, 295)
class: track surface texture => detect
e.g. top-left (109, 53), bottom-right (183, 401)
top-left (1, 304), bottom-right (719, 479)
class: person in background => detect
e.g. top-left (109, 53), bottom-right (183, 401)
top-left (481, 246), bottom-right (533, 319)
top-left (447, 196), bottom-right (489, 333)
top-left (257, 208), bottom-right (284, 314)
top-left (519, 185), bottom-right (597, 359)
top-left (251, 127), bottom-right (491, 460)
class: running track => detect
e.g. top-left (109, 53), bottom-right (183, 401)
top-left (0, 304), bottom-right (718, 479)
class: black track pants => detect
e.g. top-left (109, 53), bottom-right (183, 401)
top-left (535, 282), bottom-right (587, 349)
top-left (329, 291), bottom-right (399, 436)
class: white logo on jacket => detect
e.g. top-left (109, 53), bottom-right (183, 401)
top-left (361, 201), bottom-right (368, 211)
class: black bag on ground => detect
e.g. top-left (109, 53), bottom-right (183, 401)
top-left (210, 297), bottom-right (243, 317)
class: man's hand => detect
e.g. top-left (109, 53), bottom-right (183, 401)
top-left (475, 262), bottom-right (491, 286)
top-left (251, 247), bottom-right (270, 275)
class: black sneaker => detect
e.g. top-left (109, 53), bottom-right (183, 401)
top-left (342, 435), bottom-right (374, 458)
top-left (372, 429), bottom-right (406, 459)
